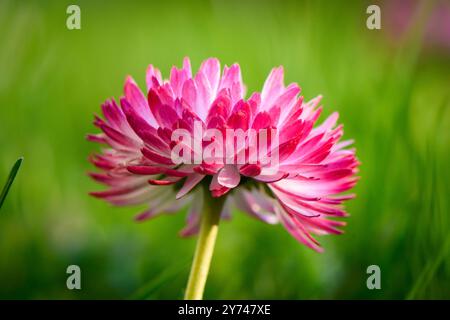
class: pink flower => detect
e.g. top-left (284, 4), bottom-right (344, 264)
top-left (88, 57), bottom-right (359, 252)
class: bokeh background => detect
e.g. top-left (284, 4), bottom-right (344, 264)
top-left (0, 0), bottom-right (449, 299)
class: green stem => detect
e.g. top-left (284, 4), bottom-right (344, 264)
top-left (184, 189), bottom-right (225, 300)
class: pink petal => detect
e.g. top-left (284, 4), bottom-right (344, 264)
top-left (239, 163), bottom-right (262, 177)
top-left (199, 58), bottom-right (221, 95)
top-left (146, 65), bottom-right (162, 91)
top-left (124, 76), bottom-right (157, 127)
top-left (217, 165), bottom-right (241, 188)
top-left (261, 66), bottom-right (284, 111)
top-left (176, 173), bottom-right (205, 199)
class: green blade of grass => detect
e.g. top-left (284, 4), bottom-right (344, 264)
top-left (128, 259), bottom-right (190, 300)
top-left (0, 157), bottom-right (23, 210)
top-left (406, 235), bottom-right (450, 300)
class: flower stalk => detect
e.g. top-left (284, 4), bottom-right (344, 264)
top-left (184, 188), bottom-right (225, 300)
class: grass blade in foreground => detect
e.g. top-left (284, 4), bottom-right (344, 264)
top-left (0, 157), bottom-right (23, 210)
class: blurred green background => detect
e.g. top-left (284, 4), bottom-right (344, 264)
top-left (0, 0), bottom-right (449, 299)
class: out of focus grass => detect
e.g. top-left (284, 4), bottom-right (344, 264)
top-left (0, 0), bottom-right (449, 299)
top-left (0, 157), bottom-right (22, 209)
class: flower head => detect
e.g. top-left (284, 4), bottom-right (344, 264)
top-left (88, 57), bottom-right (359, 251)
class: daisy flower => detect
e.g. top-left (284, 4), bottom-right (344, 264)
top-left (88, 57), bottom-right (359, 299)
